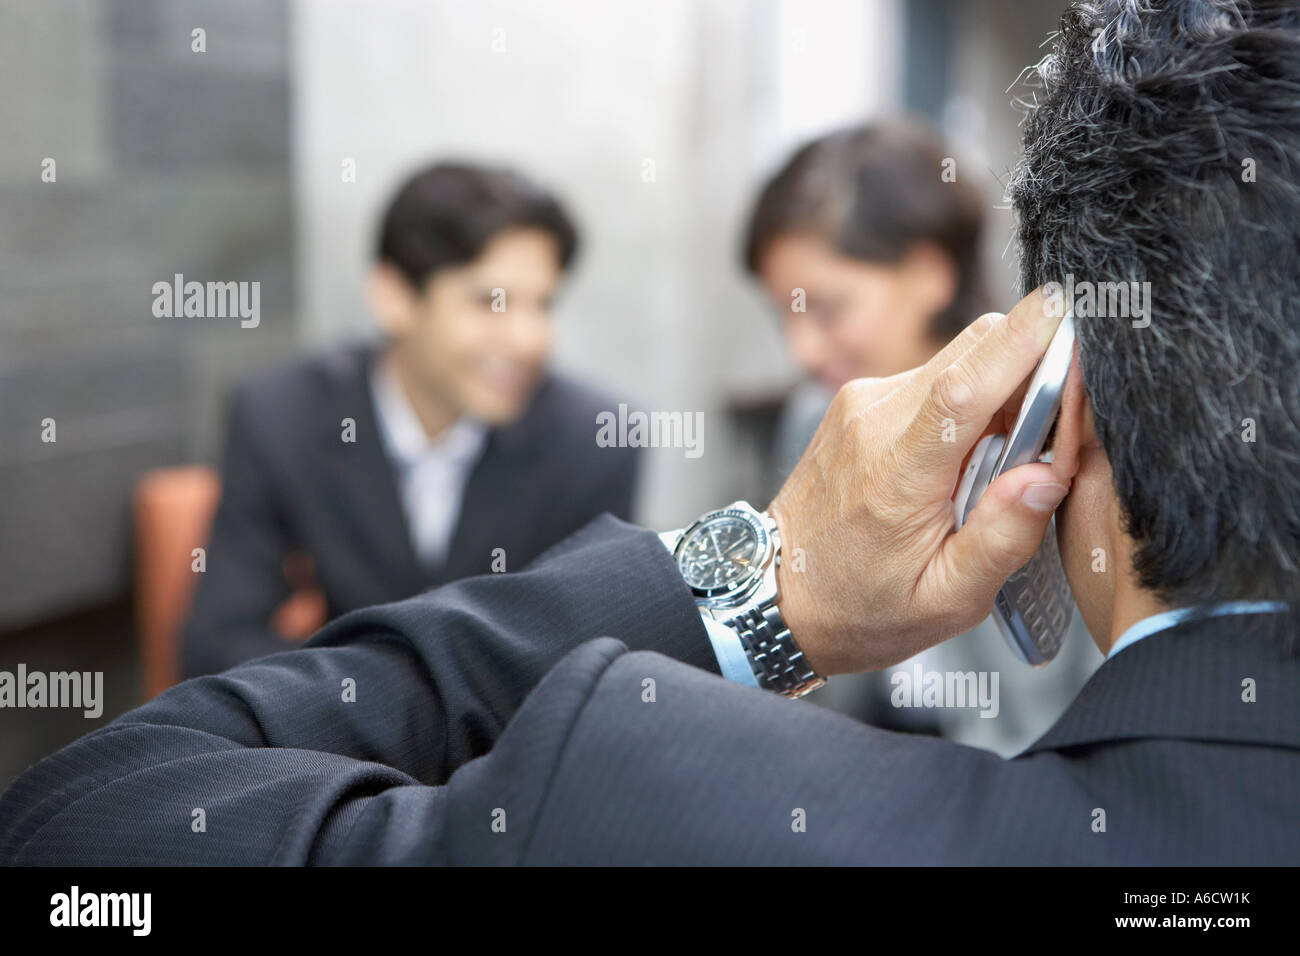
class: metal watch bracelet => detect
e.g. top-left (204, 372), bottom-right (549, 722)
top-left (719, 601), bottom-right (824, 698)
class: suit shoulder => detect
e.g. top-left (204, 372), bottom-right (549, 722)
top-left (530, 374), bottom-right (638, 468)
top-left (532, 373), bottom-right (621, 427)
top-left (229, 341), bottom-right (374, 424)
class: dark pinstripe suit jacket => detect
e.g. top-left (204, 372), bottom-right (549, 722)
top-left (3, 517), bottom-right (1298, 864)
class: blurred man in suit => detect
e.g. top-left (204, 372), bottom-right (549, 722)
top-left (181, 163), bottom-right (638, 678)
top-left (3, 0), bottom-right (1297, 865)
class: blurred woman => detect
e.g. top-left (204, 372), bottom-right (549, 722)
top-left (744, 119), bottom-right (990, 489)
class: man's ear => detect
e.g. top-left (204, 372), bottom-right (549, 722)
top-left (1049, 344), bottom-right (1090, 484)
top-left (367, 263), bottom-right (419, 338)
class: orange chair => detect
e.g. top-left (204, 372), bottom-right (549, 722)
top-left (133, 467), bottom-right (326, 700)
top-left (134, 467), bottom-right (222, 700)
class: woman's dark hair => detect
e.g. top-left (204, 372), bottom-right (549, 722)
top-left (376, 162), bottom-right (579, 289)
top-left (744, 119), bottom-right (988, 339)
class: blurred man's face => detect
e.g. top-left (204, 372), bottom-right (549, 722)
top-left (757, 233), bottom-right (951, 389)
top-left (376, 227), bottom-right (562, 425)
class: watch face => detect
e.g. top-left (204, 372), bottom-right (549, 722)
top-left (677, 509), bottom-right (766, 597)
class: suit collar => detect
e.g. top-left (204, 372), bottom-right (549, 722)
top-left (1021, 611), bottom-right (1300, 755)
top-left (1106, 600), bottom-right (1288, 660)
top-left (367, 350), bottom-right (488, 471)
top-left (326, 341), bottom-right (558, 584)
top-left (322, 341), bottom-right (426, 589)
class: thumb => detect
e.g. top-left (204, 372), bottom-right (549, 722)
top-left (934, 462), bottom-right (1069, 613)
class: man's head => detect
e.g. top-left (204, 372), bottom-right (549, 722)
top-left (745, 120), bottom-right (989, 388)
top-left (1010, 0), bottom-right (1300, 643)
top-left (368, 162), bottom-right (578, 425)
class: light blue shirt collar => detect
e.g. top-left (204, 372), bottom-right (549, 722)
top-left (1107, 600), bottom-right (1289, 660)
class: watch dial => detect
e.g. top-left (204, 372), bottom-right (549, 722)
top-left (678, 516), bottom-right (762, 592)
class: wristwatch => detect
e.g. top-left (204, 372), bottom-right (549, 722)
top-left (660, 501), bottom-right (826, 698)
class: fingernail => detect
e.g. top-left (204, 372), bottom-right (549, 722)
top-left (1022, 482), bottom-right (1068, 512)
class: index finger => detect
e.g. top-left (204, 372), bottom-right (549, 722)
top-left (838, 308), bottom-right (1003, 422)
top-left (896, 287), bottom-right (1064, 480)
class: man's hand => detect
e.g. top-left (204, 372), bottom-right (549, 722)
top-left (768, 288), bottom-right (1076, 676)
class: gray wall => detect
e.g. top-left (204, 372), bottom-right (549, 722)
top-left (943, 0), bottom-right (1072, 305)
top-left (0, 0), bottom-right (296, 628)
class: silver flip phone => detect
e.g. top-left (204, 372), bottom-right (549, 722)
top-left (952, 310), bottom-right (1077, 665)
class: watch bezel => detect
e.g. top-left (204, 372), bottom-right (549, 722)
top-left (673, 505), bottom-right (772, 602)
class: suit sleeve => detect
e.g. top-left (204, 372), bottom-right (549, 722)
top-left (590, 445), bottom-right (640, 522)
top-left (0, 516), bottom-right (717, 865)
top-left (180, 389), bottom-right (303, 679)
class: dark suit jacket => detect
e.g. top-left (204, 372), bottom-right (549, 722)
top-left (4, 517), bottom-right (1297, 864)
top-left (180, 342), bottom-right (638, 679)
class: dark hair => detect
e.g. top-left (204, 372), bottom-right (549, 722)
top-left (743, 119), bottom-right (989, 339)
top-left (1009, 0), bottom-right (1300, 638)
top-left (376, 162), bottom-right (579, 289)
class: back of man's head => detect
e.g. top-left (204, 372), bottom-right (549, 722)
top-left (1011, 0), bottom-right (1300, 643)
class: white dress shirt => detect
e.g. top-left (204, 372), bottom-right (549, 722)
top-left (369, 356), bottom-right (488, 571)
